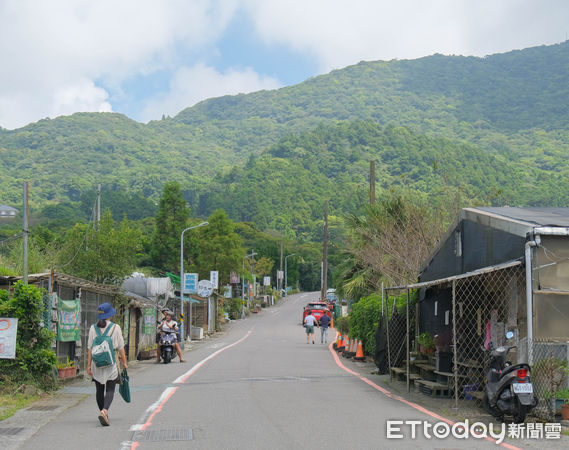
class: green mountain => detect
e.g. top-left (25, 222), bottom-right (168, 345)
top-left (1, 41), bottom-right (569, 235)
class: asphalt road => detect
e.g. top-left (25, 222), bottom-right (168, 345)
top-left (15, 292), bottom-right (563, 449)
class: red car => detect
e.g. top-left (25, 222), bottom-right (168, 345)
top-left (302, 302), bottom-right (331, 324)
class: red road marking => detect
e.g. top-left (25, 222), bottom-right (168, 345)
top-left (328, 333), bottom-right (521, 450)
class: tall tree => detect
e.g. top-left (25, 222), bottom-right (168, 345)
top-left (56, 210), bottom-right (142, 283)
top-left (194, 209), bottom-right (243, 284)
top-left (150, 182), bottom-right (191, 271)
top-left (340, 192), bottom-right (447, 295)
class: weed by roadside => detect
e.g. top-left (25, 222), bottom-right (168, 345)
top-left (0, 384), bottom-right (47, 421)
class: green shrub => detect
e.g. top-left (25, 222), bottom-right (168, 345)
top-left (225, 297), bottom-right (244, 319)
top-left (349, 290), bottom-right (417, 356)
top-left (0, 282), bottom-right (57, 390)
top-left (348, 293), bottom-right (381, 356)
top-left (335, 316), bottom-right (350, 335)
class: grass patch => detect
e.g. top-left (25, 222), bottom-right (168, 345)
top-left (0, 381), bottom-right (54, 422)
top-left (0, 391), bottom-right (42, 421)
top-left (562, 430), bottom-right (569, 437)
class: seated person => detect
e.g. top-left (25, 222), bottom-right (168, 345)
top-left (156, 309), bottom-right (186, 363)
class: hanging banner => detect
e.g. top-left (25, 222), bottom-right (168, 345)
top-left (0, 318), bottom-right (18, 359)
top-left (57, 300), bottom-right (81, 342)
top-left (123, 308), bottom-right (130, 343)
top-left (143, 308), bottom-right (155, 334)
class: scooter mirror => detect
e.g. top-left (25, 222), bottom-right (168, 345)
top-left (505, 331), bottom-right (514, 339)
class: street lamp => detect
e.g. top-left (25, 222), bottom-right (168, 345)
top-left (242, 251), bottom-right (257, 318)
top-left (284, 254), bottom-right (295, 297)
top-left (180, 221), bottom-right (208, 348)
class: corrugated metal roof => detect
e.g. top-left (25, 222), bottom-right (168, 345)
top-left (474, 207), bottom-right (569, 227)
top-left (387, 259), bottom-right (522, 291)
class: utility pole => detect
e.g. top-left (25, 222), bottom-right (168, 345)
top-left (370, 160), bottom-right (375, 205)
top-left (321, 200), bottom-right (328, 301)
top-left (23, 182), bottom-right (29, 285)
top-left (279, 239), bottom-right (283, 292)
top-left (95, 184), bottom-right (101, 230)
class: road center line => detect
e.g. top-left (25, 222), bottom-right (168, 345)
top-left (124, 328), bottom-right (254, 450)
top-left (327, 333), bottom-right (520, 450)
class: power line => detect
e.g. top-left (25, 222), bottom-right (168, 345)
top-left (0, 233), bottom-right (24, 246)
top-left (54, 196), bottom-right (97, 269)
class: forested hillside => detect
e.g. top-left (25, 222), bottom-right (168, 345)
top-left (200, 121), bottom-right (569, 240)
top-left (1, 41), bottom-right (569, 238)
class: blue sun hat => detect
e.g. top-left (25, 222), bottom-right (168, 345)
top-left (97, 302), bottom-right (116, 320)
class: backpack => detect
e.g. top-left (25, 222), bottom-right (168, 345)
top-left (91, 323), bottom-right (116, 368)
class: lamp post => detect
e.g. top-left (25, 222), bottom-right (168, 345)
top-left (180, 221), bottom-right (208, 348)
top-left (242, 251), bottom-right (257, 318)
top-left (284, 254), bottom-right (295, 297)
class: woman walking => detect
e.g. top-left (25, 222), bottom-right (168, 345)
top-left (87, 302), bottom-right (127, 426)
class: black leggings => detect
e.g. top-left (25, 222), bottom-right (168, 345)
top-left (94, 379), bottom-right (117, 411)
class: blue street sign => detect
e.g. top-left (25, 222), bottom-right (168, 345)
top-left (184, 273), bottom-right (198, 294)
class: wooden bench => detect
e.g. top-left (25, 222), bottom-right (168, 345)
top-left (390, 367), bottom-right (422, 382)
top-left (415, 363), bottom-right (437, 382)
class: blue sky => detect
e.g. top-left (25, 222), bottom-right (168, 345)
top-left (1, 0), bottom-right (568, 129)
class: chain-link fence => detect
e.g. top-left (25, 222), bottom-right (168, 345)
top-left (381, 262), bottom-right (549, 416)
top-left (379, 289), bottom-right (417, 394)
top-left (452, 264), bottom-right (525, 413)
top-left (531, 339), bottom-right (569, 421)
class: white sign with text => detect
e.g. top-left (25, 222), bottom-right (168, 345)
top-left (0, 318), bottom-right (18, 359)
top-left (210, 271), bottom-right (219, 289)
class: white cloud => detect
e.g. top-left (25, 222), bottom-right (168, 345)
top-left (243, 0), bottom-right (569, 71)
top-left (0, 0), bottom-right (238, 129)
top-left (140, 64), bottom-right (281, 121)
top-left (1, 0), bottom-right (568, 129)
top-left (52, 79), bottom-right (112, 116)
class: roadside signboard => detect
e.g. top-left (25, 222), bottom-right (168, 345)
top-left (0, 318), bottom-right (18, 359)
top-left (184, 273), bottom-right (198, 294)
top-left (263, 276), bottom-right (271, 286)
top-left (210, 271), bottom-right (219, 289)
top-left (230, 271), bottom-right (239, 284)
top-left (198, 279), bottom-right (214, 297)
top-left (277, 270), bottom-right (284, 281)
top-left (143, 308), bottom-right (155, 334)
top-left (223, 285), bottom-right (232, 298)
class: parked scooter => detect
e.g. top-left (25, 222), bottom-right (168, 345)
top-left (158, 331), bottom-right (178, 364)
top-left (483, 331), bottom-right (538, 423)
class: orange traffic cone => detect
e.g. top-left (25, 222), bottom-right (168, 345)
top-left (354, 340), bottom-right (365, 361)
top-left (336, 334), bottom-right (345, 352)
top-left (348, 337), bottom-right (357, 357)
top-left (342, 336), bottom-right (351, 357)
top-left (331, 316), bottom-right (334, 328)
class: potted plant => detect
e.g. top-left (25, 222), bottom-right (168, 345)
top-left (57, 357), bottom-right (77, 379)
top-left (417, 332), bottom-right (435, 355)
top-left (557, 387), bottom-right (569, 420)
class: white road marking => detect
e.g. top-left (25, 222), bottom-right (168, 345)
top-left (125, 328), bottom-right (254, 449)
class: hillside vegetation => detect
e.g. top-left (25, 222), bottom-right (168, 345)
top-left (1, 41), bottom-right (569, 238)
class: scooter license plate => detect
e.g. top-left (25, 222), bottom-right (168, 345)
top-left (513, 383), bottom-right (533, 394)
